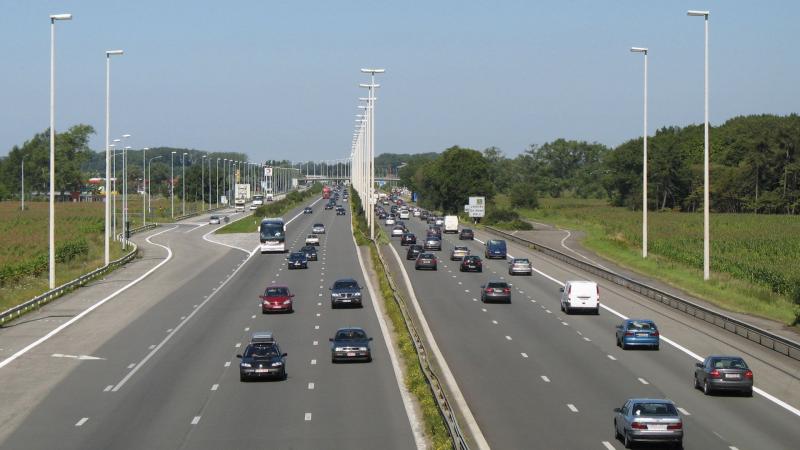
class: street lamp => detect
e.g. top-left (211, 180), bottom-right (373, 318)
top-left (104, 49), bottom-right (123, 265)
top-left (48, 12), bottom-right (72, 289)
top-left (216, 157), bottom-right (220, 209)
top-left (20, 157), bottom-right (25, 211)
top-left (182, 152), bottom-right (188, 215)
top-left (171, 151), bottom-right (177, 218)
top-left (122, 144), bottom-right (131, 248)
top-left (111, 140), bottom-right (119, 240)
top-left (631, 46), bottom-right (648, 258)
top-left (202, 154), bottom-right (207, 210)
top-left (147, 154), bottom-right (162, 218)
top-left (142, 147), bottom-right (149, 226)
top-left (688, 9), bottom-right (711, 280)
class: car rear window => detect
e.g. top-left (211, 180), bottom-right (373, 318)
top-left (336, 329), bottom-right (367, 340)
top-left (631, 403), bottom-right (677, 417)
top-left (487, 282), bottom-right (508, 288)
top-left (627, 321), bottom-right (655, 330)
top-left (334, 280), bottom-right (359, 289)
top-left (265, 287), bottom-right (289, 297)
top-left (710, 358), bottom-right (748, 369)
top-left (514, 259), bottom-right (530, 264)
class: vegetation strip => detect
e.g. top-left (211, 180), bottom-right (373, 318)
top-left (350, 190), bottom-right (452, 449)
top-left (215, 184), bottom-right (322, 234)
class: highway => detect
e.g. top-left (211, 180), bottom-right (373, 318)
top-left (381, 209), bottom-right (800, 450)
top-left (0, 200), bottom-right (418, 449)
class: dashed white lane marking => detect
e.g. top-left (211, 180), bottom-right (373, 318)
top-left (244, 327), bottom-right (250, 332)
top-left (521, 353), bottom-right (529, 358)
top-left (75, 417), bottom-right (89, 427)
top-left (191, 416), bottom-right (201, 425)
top-left (561, 321), bottom-right (568, 326)
top-left (304, 413), bottom-right (312, 421)
top-left (473, 298), bottom-right (477, 302)
top-left (316, 313), bottom-right (321, 317)
top-left (251, 315), bottom-right (256, 319)
top-left (576, 330), bottom-right (583, 335)
top-left (541, 376), bottom-right (550, 383)
top-left (602, 441), bottom-right (616, 450)
top-left (607, 355), bottom-right (617, 361)
top-left (492, 320), bottom-right (498, 325)
top-left (166, 329), bottom-right (173, 333)
top-left (211, 384), bottom-right (219, 391)
top-left (531, 299), bottom-right (536, 303)
top-left (465, 289), bottom-right (470, 293)
top-left (104, 385), bottom-right (113, 392)
top-left (638, 377), bottom-right (650, 385)
top-left (505, 336), bottom-right (512, 341)
top-left (235, 343), bottom-right (241, 348)
top-left (567, 404), bottom-right (579, 412)
top-left (729, 446), bottom-right (739, 450)
top-left (317, 302), bottom-right (322, 306)
top-left (224, 361), bottom-right (231, 367)
top-left (318, 293), bottom-right (322, 297)
top-left (311, 359), bottom-right (317, 365)
top-left (314, 325), bottom-right (320, 330)
top-left (545, 310), bottom-right (552, 314)
top-left (127, 363), bottom-right (135, 369)
top-left (313, 341), bottom-right (318, 346)
top-left (583, 337), bottom-right (591, 342)
top-left (308, 382), bottom-right (315, 390)
top-left (677, 407), bottom-right (691, 416)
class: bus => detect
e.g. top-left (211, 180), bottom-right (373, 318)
top-left (322, 186), bottom-right (332, 199)
top-left (259, 217), bottom-right (286, 253)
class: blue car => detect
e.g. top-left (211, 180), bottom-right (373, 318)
top-left (616, 319), bottom-right (660, 350)
top-left (484, 239), bottom-right (507, 259)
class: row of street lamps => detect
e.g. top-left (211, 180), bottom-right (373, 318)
top-left (631, 9), bottom-right (711, 280)
top-left (350, 68), bottom-right (384, 241)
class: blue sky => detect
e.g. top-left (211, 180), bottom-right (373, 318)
top-left (1, 1), bottom-right (797, 161)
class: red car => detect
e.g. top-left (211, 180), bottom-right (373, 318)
top-left (261, 285), bottom-right (294, 313)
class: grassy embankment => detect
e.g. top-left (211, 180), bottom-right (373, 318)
top-left (350, 190), bottom-right (451, 449)
top-left (0, 201), bottom-right (128, 312)
top-left (509, 196), bottom-right (800, 325)
top-left (216, 185), bottom-right (323, 234)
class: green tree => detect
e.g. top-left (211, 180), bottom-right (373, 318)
top-left (419, 146), bottom-right (495, 213)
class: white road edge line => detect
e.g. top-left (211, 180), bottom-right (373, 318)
top-left (353, 218), bottom-right (426, 449)
top-left (0, 225), bottom-right (179, 370)
top-left (386, 243), bottom-right (490, 450)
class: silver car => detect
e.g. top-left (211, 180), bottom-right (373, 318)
top-left (694, 355), bottom-right (753, 396)
top-left (450, 246), bottom-right (470, 261)
top-left (312, 223), bottom-right (326, 234)
top-left (209, 215), bottom-right (221, 225)
top-left (613, 398), bottom-right (683, 448)
top-left (305, 234), bottom-right (320, 246)
top-left (508, 258), bottom-right (532, 275)
top-left (391, 225), bottom-right (405, 237)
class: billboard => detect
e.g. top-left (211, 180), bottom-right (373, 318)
top-left (264, 167), bottom-right (273, 177)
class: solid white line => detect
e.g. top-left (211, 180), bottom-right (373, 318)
top-left (304, 413), bottom-right (312, 421)
top-left (638, 377), bottom-right (649, 385)
top-left (0, 226), bottom-right (178, 370)
top-left (541, 376), bottom-right (550, 383)
top-left (308, 382), bottom-right (315, 390)
top-left (677, 407), bottom-right (691, 416)
top-left (602, 441), bottom-right (616, 450)
top-left (191, 416), bottom-right (201, 425)
top-left (75, 417), bottom-right (89, 427)
top-left (567, 404), bottom-right (579, 412)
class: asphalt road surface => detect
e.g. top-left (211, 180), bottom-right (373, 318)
top-left (0, 200), bottom-right (417, 450)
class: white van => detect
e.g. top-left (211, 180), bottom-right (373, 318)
top-left (559, 281), bottom-right (599, 315)
top-left (444, 215), bottom-right (459, 233)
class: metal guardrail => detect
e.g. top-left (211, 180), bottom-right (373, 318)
top-left (372, 240), bottom-right (470, 449)
top-left (484, 226), bottom-right (800, 361)
top-left (0, 223), bottom-right (157, 326)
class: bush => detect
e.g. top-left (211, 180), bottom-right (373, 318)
top-left (485, 207), bottom-right (519, 224)
top-left (509, 184), bottom-right (539, 209)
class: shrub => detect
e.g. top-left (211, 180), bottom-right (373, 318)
top-left (509, 184), bottom-right (539, 209)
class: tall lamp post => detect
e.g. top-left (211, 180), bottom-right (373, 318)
top-left (20, 157), bottom-right (25, 211)
top-left (182, 152), bottom-right (188, 215)
top-left (216, 158), bottom-right (220, 208)
top-left (171, 151), bottom-right (176, 218)
top-left (104, 49), bottom-right (123, 265)
top-left (202, 154), bottom-right (206, 210)
top-left (147, 155), bottom-right (162, 217)
top-left (142, 147), bottom-right (149, 226)
top-left (48, 12), bottom-right (72, 289)
top-left (631, 47), bottom-right (648, 258)
top-left (688, 9), bottom-right (711, 280)
top-left (122, 144), bottom-right (131, 248)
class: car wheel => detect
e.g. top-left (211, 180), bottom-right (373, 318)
top-left (240, 374), bottom-right (247, 382)
top-left (565, 305), bottom-right (571, 315)
top-left (623, 430), bottom-right (633, 449)
top-left (703, 380), bottom-right (713, 396)
top-left (478, 268), bottom-right (482, 273)
top-left (433, 266), bottom-right (437, 271)
top-left (744, 388), bottom-right (753, 397)
top-left (654, 344), bottom-right (660, 351)
top-left (614, 420), bottom-right (621, 440)
top-left (693, 374), bottom-right (701, 390)
top-left (594, 307), bottom-right (600, 315)
top-left (366, 356), bottom-right (373, 363)
top-left (282, 370), bottom-right (288, 380)
top-left (621, 340), bottom-right (628, 350)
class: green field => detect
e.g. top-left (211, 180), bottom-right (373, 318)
top-left (514, 197), bottom-right (800, 325)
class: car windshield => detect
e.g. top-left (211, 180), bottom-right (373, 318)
top-left (244, 344), bottom-right (279, 358)
top-left (419, 253), bottom-right (434, 259)
top-left (333, 280), bottom-right (359, 290)
top-left (631, 402), bottom-right (678, 417)
top-left (314, 224), bottom-right (323, 228)
top-left (335, 329), bottom-right (367, 340)
top-left (462, 229), bottom-right (472, 233)
top-left (265, 287), bottom-right (289, 297)
top-left (210, 215), bottom-right (218, 220)
top-left (710, 357), bottom-right (748, 369)
top-left (302, 246), bottom-right (315, 252)
top-left (627, 321), bottom-right (655, 330)
top-left (307, 234), bottom-right (317, 239)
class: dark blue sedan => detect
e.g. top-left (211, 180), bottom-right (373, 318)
top-left (616, 319), bottom-right (660, 350)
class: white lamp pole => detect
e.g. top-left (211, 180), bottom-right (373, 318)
top-left (142, 147), bottom-right (149, 226)
top-left (48, 13), bottom-right (72, 289)
top-left (171, 151), bottom-right (176, 218)
top-left (147, 155), bottom-right (162, 217)
top-left (688, 9), bottom-right (711, 280)
top-left (202, 154), bottom-right (207, 210)
top-left (122, 143), bottom-right (131, 248)
top-left (182, 152), bottom-right (188, 215)
top-left (631, 47), bottom-right (648, 258)
top-left (104, 49), bottom-right (123, 265)
top-left (216, 158), bottom-right (220, 208)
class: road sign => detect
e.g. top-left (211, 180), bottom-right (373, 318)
top-left (264, 167), bottom-right (273, 177)
top-left (466, 196), bottom-right (485, 217)
top-left (469, 196), bottom-right (485, 207)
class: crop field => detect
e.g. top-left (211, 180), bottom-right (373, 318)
top-left (518, 198), bottom-right (800, 323)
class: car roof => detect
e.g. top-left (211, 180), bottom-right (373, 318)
top-left (626, 318), bottom-right (655, 323)
top-left (626, 398), bottom-right (675, 404)
top-left (707, 355), bottom-right (746, 360)
top-left (250, 331), bottom-right (276, 343)
top-left (334, 277), bottom-right (357, 283)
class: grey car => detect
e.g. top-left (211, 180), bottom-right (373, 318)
top-left (424, 236), bottom-right (442, 251)
top-left (508, 258), bottom-right (532, 275)
top-left (329, 278), bottom-right (363, 308)
top-left (330, 327), bottom-right (373, 363)
top-left (694, 355), bottom-right (753, 396)
top-left (613, 398), bottom-right (683, 448)
top-left (480, 280), bottom-right (511, 303)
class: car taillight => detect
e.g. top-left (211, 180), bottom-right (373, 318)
top-left (631, 422), bottom-right (647, 430)
top-left (597, 285), bottom-right (600, 302)
top-left (485, 288), bottom-right (492, 293)
top-left (652, 330), bottom-right (660, 337)
top-left (503, 288), bottom-right (510, 293)
top-left (709, 369), bottom-right (721, 378)
top-left (667, 422), bottom-right (683, 430)
top-left (744, 370), bottom-right (753, 379)
top-left (624, 331), bottom-right (634, 336)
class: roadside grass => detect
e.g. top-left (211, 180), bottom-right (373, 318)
top-left (0, 201), bottom-right (127, 312)
top-left (517, 197), bottom-right (799, 325)
top-left (216, 185), bottom-right (322, 235)
top-left (350, 192), bottom-right (451, 449)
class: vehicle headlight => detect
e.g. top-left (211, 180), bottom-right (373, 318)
top-left (353, 292), bottom-right (361, 297)
top-left (283, 299), bottom-right (292, 305)
top-left (271, 362), bottom-right (283, 367)
top-left (334, 347), bottom-right (344, 351)
top-left (359, 347), bottom-right (368, 351)
top-left (240, 363), bottom-right (252, 368)
top-left (331, 293), bottom-right (340, 297)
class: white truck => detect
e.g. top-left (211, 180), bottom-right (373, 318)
top-left (235, 184), bottom-right (251, 212)
top-left (444, 215), bottom-right (459, 233)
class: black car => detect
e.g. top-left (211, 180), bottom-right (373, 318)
top-left (424, 236), bottom-right (442, 251)
top-left (420, 211), bottom-right (429, 220)
top-left (324, 203), bottom-right (334, 210)
top-left (401, 233), bottom-right (417, 246)
top-left (286, 252), bottom-right (308, 269)
top-left (481, 280), bottom-right (511, 303)
top-left (460, 255), bottom-right (483, 272)
top-left (330, 278), bottom-right (363, 308)
top-left (406, 244), bottom-right (424, 260)
top-left (459, 228), bottom-right (475, 240)
top-left (415, 253), bottom-right (438, 270)
top-left (330, 327), bottom-right (373, 363)
top-left (237, 333), bottom-right (287, 381)
top-left (336, 207), bottom-right (346, 216)
top-left (303, 207), bottom-right (313, 214)
top-left (300, 245), bottom-right (318, 261)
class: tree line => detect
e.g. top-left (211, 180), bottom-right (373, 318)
top-left (398, 114), bottom-right (800, 215)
